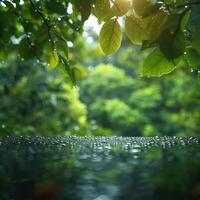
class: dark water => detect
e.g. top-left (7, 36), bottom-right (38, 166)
top-left (0, 136), bottom-right (200, 200)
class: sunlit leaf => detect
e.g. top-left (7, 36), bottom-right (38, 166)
top-left (125, 15), bottom-right (148, 45)
top-left (99, 19), bottom-right (122, 55)
top-left (132, 0), bottom-right (154, 18)
top-left (143, 48), bottom-right (175, 76)
top-left (144, 10), bottom-right (168, 41)
top-left (94, 0), bottom-right (110, 20)
top-left (110, 0), bottom-right (131, 17)
top-left (50, 51), bottom-right (59, 68)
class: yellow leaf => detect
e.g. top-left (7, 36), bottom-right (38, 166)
top-left (94, 0), bottom-right (110, 20)
top-left (50, 51), bottom-right (59, 68)
top-left (111, 0), bottom-right (131, 17)
top-left (132, 0), bottom-right (152, 17)
top-left (125, 15), bottom-right (149, 45)
top-left (99, 19), bottom-right (122, 55)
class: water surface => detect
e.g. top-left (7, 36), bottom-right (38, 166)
top-left (0, 136), bottom-right (200, 200)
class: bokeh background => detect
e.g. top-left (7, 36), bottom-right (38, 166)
top-left (0, 17), bottom-right (199, 137)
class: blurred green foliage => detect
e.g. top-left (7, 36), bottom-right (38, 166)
top-left (79, 46), bottom-right (200, 136)
top-left (0, 60), bottom-right (84, 135)
top-left (0, 60), bottom-right (110, 136)
top-left (1, 41), bottom-right (198, 136)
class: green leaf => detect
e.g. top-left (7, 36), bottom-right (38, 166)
top-left (110, 0), bottom-right (131, 17)
top-left (55, 39), bottom-right (68, 60)
top-left (125, 15), bottom-right (148, 45)
top-left (192, 25), bottom-right (200, 54)
top-left (180, 10), bottom-right (191, 32)
top-left (50, 51), bottom-right (59, 68)
top-left (186, 48), bottom-right (200, 69)
top-left (99, 19), bottom-right (122, 55)
top-left (45, 1), bottom-right (67, 15)
top-left (143, 48), bottom-right (175, 76)
top-left (144, 10), bottom-right (168, 41)
top-left (78, 0), bottom-right (93, 21)
top-left (0, 49), bottom-right (7, 61)
top-left (132, 0), bottom-right (152, 18)
top-left (94, 0), bottom-right (110, 20)
top-left (159, 29), bottom-right (185, 60)
top-left (72, 65), bottom-right (89, 82)
top-left (19, 38), bottom-right (34, 59)
top-left (163, 14), bottom-right (180, 32)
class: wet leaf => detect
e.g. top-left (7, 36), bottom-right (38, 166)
top-left (144, 10), bottom-right (168, 41)
top-left (125, 15), bottom-right (148, 45)
top-left (186, 48), bottom-right (200, 69)
top-left (99, 19), bottom-right (122, 55)
top-left (143, 48), bottom-right (175, 76)
top-left (159, 29), bottom-right (185, 60)
top-left (94, 0), bottom-right (110, 20)
top-left (132, 0), bottom-right (153, 18)
top-left (110, 0), bottom-right (131, 17)
top-left (180, 10), bottom-right (191, 32)
top-left (55, 39), bottom-right (68, 59)
top-left (50, 51), bottom-right (59, 68)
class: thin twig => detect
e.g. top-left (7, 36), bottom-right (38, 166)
top-left (29, 0), bottom-right (54, 50)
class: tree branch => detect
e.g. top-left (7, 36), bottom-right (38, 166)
top-left (29, 0), bottom-right (54, 50)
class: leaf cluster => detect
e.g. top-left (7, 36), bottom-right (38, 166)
top-left (0, 0), bottom-right (94, 83)
top-left (0, 0), bottom-right (200, 79)
top-left (94, 0), bottom-right (200, 76)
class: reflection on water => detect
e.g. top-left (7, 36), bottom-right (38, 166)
top-left (0, 136), bottom-right (200, 200)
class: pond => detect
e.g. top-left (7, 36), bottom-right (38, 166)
top-left (0, 136), bottom-right (200, 200)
